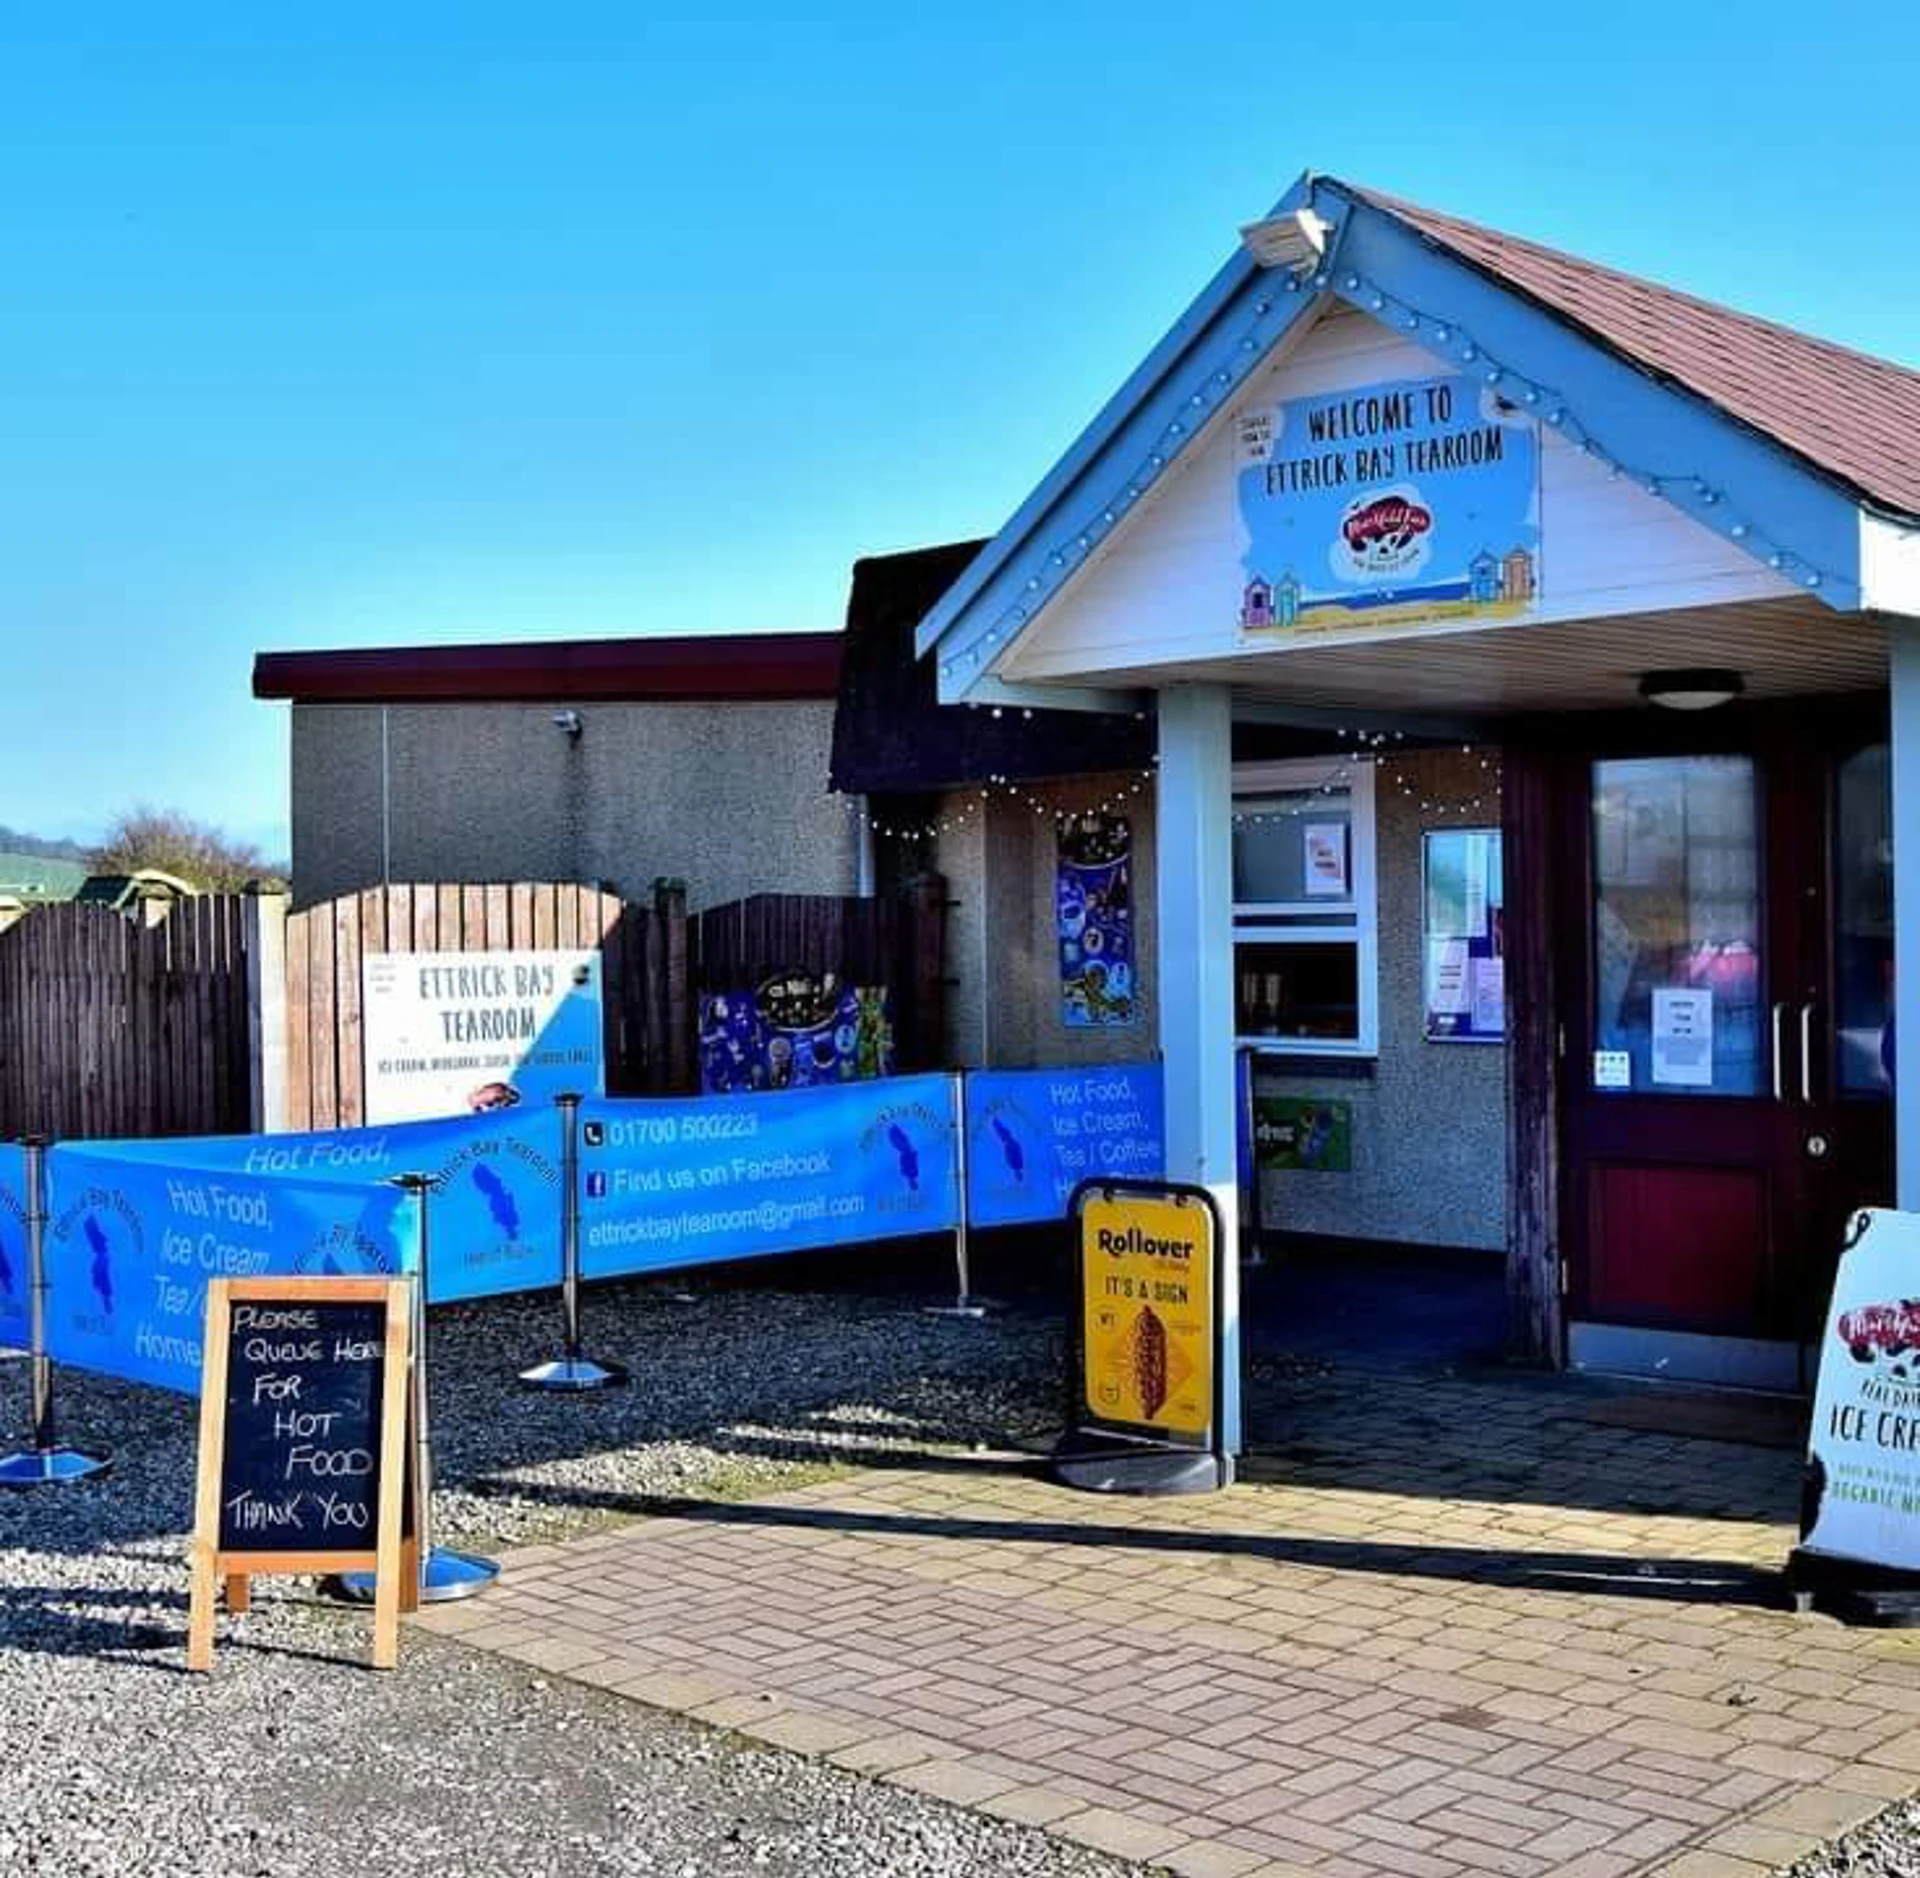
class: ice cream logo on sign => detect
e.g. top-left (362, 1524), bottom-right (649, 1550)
top-left (1837, 1299), bottom-right (1920, 1383)
top-left (1335, 488), bottom-right (1433, 582)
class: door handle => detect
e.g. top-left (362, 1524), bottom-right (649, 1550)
top-left (1800, 1002), bottom-right (1818, 1105)
top-left (1771, 1003), bottom-right (1788, 1101)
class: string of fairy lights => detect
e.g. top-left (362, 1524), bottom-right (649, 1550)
top-left (900, 210), bottom-right (1856, 844)
top-left (934, 238), bottom-right (1849, 688)
top-left (838, 741), bottom-right (1503, 844)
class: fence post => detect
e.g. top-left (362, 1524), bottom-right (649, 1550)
top-left (654, 878), bottom-right (692, 1093)
top-left (0, 1137), bottom-right (110, 1487)
top-left (924, 1071), bottom-right (986, 1320)
top-left (245, 888), bottom-right (291, 1134)
top-left (521, 1094), bottom-right (628, 1392)
top-left (902, 872), bottom-right (948, 1071)
top-left (338, 1173), bottom-right (497, 1604)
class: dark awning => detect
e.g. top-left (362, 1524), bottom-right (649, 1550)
top-left (829, 541), bottom-right (1152, 793)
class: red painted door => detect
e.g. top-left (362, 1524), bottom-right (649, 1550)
top-left (1558, 718), bottom-right (1894, 1368)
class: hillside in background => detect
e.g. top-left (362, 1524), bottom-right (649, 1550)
top-left (0, 825), bottom-right (88, 862)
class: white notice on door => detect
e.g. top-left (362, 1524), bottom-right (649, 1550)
top-left (1651, 987), bottom-right (1714, 1089)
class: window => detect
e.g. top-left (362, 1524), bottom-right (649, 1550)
top-left (1834, 743), bottom-right (1893, 1099)
top-left (1232, 759), bottom-right (1378, 1056)
top-left (1590, 755), bottom-right (1762, 1096)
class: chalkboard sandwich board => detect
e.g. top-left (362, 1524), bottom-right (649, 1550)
top-left (189, 1277), bottom-right (416, 1672)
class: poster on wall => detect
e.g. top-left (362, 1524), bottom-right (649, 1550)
top-left (363, 948), bottom-right (604, 1123)
top-left (1424, 829), bottom-right (1505, 1043)
top-left (1302, 823), bottom-right (1349, 898)
top-left (1252, 1096), bottom-right (1353, 1173)
top-left (1800, 1209), bottom-right (1920, 1576)
top-left (1235, 374), bottom-right (1541, 643)
top-left (1057, 812), bottom-right (1136, 1028)
top-left (699, 974), bottom-right (895, 1094)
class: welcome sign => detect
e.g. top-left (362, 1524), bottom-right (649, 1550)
top-left (1235, 373), bottom-right (1541, 640)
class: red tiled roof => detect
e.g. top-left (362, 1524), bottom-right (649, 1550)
top-left (252, 632), bottom-right (844, 704)
top-left (1347, 181), bottom-right (1920, 520)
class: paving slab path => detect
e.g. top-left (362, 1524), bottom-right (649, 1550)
top-left (417, 1367), bottom-right (1920, 1878)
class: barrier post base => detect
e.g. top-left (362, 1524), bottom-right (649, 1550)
top-left (924, 1297), bottom-right (989, 1320)
top-left (518, 1355), bottom-right (630, 1392)
top-left (334, 1547), bottom-right (500, 1606)
top-left (0, 1446), bottom-right (111, 1489)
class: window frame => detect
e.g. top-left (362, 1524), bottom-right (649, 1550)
top-left (1231, 757), bottom-right (1379, 1059)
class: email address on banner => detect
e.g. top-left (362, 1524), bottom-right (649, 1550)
top-left (587, 1191), bottom-right (870, 1249)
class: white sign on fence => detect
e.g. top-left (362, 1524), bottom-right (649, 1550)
top-left (1802, 1207), bottom-right (1920, 1575)
top-left (362, 948), bottom-right (604, 1123)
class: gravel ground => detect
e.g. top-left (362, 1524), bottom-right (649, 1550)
top-left (1790, 1799), bottom-right (1920, 1878)
top-left (0, 1275), bottom-right (1141, 1878)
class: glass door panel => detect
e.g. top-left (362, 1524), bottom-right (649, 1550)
top-left (1834, 742), bottom-right (1893, 1099)
top-left (1590, 755), bottom-right (1763, 1097)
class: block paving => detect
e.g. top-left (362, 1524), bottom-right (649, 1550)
top-left (416, 1368), bottom-right (1920, 1877)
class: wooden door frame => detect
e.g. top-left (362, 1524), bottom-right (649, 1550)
top-left (1503, 694), bottom-right (1889, 1370)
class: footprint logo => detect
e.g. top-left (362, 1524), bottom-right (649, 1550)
top-left (84, 1215), bottom-right (114, 1315)
top-left (991, 1117), bottom-right (1026, 1182)
top-left (471, 1164), bottom-right (521, 1237)
top-left (0, 1236), bottom-right (14, 1301)
top-left (886, 1123), bottom-right (921, 1193)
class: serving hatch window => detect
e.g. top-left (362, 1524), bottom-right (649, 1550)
top-left (1232, 759), bottom-right (1378, 1057)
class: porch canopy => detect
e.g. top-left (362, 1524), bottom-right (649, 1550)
top-left (917, 172), bottom-right (1920, 1439)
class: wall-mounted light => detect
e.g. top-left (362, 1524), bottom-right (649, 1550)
top-left (1637, 669), bottom-right (1745, 712)
top-left (552, 709), bottom-right (584, 741)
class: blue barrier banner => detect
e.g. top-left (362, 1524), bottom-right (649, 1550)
top-left (964, 1064), bottom-right (1165, 1228)
top-left (79, 1108), bottom-right (565, 1305)
top-left (0, 1144), bottom-right (27, 1349)
top-left (578, 1074), bottom-right (959, 1279)
top-left (43, 1144), bottom-right (421, 1394)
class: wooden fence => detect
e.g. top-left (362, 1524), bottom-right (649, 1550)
top-left (284, 879), bottom-right (690, 1130)
top-left (0, 874), bottom-right (944, 1145)
top-left (696, 875), bottom-right (947, 1069)
top-left (0, 897), bottom-right (256, 1141)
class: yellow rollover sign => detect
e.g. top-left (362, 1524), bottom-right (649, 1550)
top-left (1078, 1188), bottom-right (1215, 1441)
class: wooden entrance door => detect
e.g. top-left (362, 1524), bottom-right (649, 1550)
top-left (1555, 708), bottom-right (1894, 1382)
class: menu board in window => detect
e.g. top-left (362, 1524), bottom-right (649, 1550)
top-left (1424, 829), bottom-right (1505, 1043)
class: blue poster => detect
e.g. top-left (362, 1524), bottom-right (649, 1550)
top-left (43, 1144), bottom-right (420, 1394)
top-left (1057, 814), bottom-right (1136, 1027)
top-left (1236, 374), bottom-right (1540, 638)
top-left (965, 1064), bottom-right (1164, 1228)
top-left (0, 1144), bottom-right (27, 1350)
top-left (86, 1108), bottom-right (565, 1305)
top-left (578, 1074), bottom-right (958, 1279)
top-left (700, 977), bottom-right (895, 1094)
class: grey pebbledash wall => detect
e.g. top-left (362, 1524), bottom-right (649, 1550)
top-left (288, 700), bottom-right (859, 911)
top-left (1253, 748), bottom-right (1508, 1255)
top-left (937, 772), bottom-right (1159, 1071)
top-left (939, 748), bottom-right (1507, 1255)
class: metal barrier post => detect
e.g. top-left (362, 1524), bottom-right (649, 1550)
top-left (521, 1094), bottom-right (627, 1391)
top-left (924, 1071), bottom-right (985, 1319)
top-left (0, 1137), bottom-right (110, 1487)
top-left (340, 1172), bottom-right (497, 1604)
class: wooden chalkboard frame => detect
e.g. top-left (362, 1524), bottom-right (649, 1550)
top-left (188, 1276), bottom-right (418, 1672)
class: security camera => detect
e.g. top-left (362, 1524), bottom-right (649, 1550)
top-left (552, 710), bottom-right (584, 740)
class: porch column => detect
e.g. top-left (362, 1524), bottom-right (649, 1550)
top-left (1156, 684), bottom-right (1242, 1454)
top-left (1894, 621), bottom-right (1920, 1211)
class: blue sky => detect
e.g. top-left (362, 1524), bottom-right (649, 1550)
top-left (2, 5), bottom-right (1914, 860)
